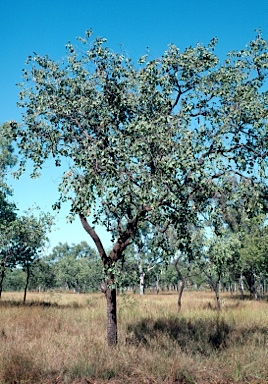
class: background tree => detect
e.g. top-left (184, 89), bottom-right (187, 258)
top-left (0, 123), bottom-right (18, 297)
top-left (203, 231), bottom-right (240, 310)
top-left (0, 123), bottom-right (17, 191)
top-left (16, 212), bottom-right (53, 302)
top-left (211, 177), bottom-right (268, 299)
top-left (12, 31), bottom-right (268, 345)
top-left (47, 241), bottom-right (102, 292)
top-left (28, 259), bottom-right (56, 292)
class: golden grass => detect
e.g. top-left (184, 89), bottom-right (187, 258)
top-left (0, 291), bottom-right (267, 383)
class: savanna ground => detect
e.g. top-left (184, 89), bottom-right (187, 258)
top-left (0, 290), bottom-right (267, 384)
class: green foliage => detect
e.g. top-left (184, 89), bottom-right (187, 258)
top-left (2, 268), bottom-right (26, 291)
top-left (28, 259), bottom-right (56, 291)
top-left (46, 241), bottom-right (103, 292)
top-left (8, 31), bottom-right (268, 342)
top-left (0, 123), bottom-right (17, 192)
top-left (12, 30), bottom-right (268, 268)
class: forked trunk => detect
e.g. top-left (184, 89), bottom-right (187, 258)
top-left (106, 287), bottom-right (117, 346)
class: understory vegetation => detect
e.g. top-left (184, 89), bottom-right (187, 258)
top-left (0, 291), bottom-right (267, 384)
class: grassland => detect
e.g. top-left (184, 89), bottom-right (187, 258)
top-left (0, 290), bottom-right (267, 384)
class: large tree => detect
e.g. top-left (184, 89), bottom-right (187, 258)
top-left (11, 31), bottom-right (268, 345)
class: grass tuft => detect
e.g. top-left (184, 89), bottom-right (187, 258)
top-left (1, 350), bottom-right (42, 384)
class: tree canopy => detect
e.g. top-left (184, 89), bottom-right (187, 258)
top-left (10, 30), bottom-right (268, 345)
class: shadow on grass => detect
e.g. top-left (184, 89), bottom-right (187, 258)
top-left (127, 316), bottom-right (230, 355)
top-left (127, 315), bottom-right (268, 356)
top-left (0, 300), bottom-right (83, 309)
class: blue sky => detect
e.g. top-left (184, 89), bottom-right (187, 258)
top-left (1, 0), bottom-right (268, 252)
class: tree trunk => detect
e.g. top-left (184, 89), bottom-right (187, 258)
top-left (139, 272), bottom-right (145, 295)
top-left (139, 258), bottom-right (145, 295)
top-left (23, 265), bottom-right (30, 303)
top-left (216, 286), bottom-right (221, 311)
top-left (177, 279), bottom-right (185, 312)
top-left (0, 262), bottom-right (6, 299)
top-left (106, 287), bottom-right (117, 347)
top-left (156, 274), bottom-right (160, 294)
top-left (239, 273), bottom-right (244, 300)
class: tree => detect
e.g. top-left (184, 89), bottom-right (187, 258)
top-left (0, 123), bottom-right (17, 191)
top-left (0, 124), bottom-right (18, 297)
top-left (211, 177), bottom-right (268, 299)
top-left (0, 210), bottom-right (53, 302)
top-left (204, 232), bottom-right (240, 310)
top-left (28, 259), bottom-right (56, 292)
top-left (12, 31), bottom-right (268, 345)
top-left (16, 212), bottom-right (53, 302)
top-left (47, 241), bottom-right (101, 292)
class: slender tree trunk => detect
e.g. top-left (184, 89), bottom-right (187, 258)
top-left (23, 265), bottom-right (30, 303)
top-left (139, 272), bottom-right (145, 295)
top-left (156, 274), bottom-right (160, 294)
top-left (105, 287), bottom-right (117, 347)
top-left (177, 279), bottom-right (185, 312)
top-left (215, 285), bottom-right (221, 311)
top-left (174, 255), bottom-right (186, 311)
top-left (0, 262), bottom-right (6, 299)
top-left (139, 258), bottom-right (145, 295)
top-left (239, 273), bottom-right (244, 300)
top-left (0, 271), bottom-right (4, 299)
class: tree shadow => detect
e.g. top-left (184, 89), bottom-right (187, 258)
top-left (127, 316), bottom-right (230, 356)
top-left (0, 300), bottom-right (83, 308)
top-left (127, 315), bottom-right (268, 356)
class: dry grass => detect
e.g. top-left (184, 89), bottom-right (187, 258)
top-left (0, 291), bottom-right (267, 383)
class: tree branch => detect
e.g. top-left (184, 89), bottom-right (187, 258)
top-left (79, 214), bottom-right (108, 265)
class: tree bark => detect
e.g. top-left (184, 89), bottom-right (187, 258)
top-left (139, 259), bottom-right (145, 295)
top-left (174, 255), bottom-right (186, 312)
top-left (0, 259), bottom-right (7, 299)
top-left (177, 279), bottom-right (185, 312)
top-left (0, 270), bottom-right (4, 299)
top-left (215, 285), bottom-right (221, 311)
top-left (23, 265), bottom-right (30, 303)
top-left (239, 273), bottom-right (244, 300)
top-left (139, 273), bottom-right (145, 295)
top-left (105, 287), bottom-right (117, 347)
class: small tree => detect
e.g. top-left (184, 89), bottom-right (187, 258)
top-left (204, 232), bottom-right (240, 310)
top-left (12, 31), bottom-right (268, 345)
top-left (3, 211), bottom-right (53, 302)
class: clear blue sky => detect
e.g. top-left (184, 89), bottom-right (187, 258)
top-left (1, 0), bottom-right (268, 252)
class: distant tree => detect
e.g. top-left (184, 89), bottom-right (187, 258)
top-left (0, 124), bottom-right (53, 300)
top-left (3, 211), bottom-right (53, 302)
top-left (3, 268), bottom-right (26, 292)
top-left (12, 31), bottom-right (268, 345)
top-left (0, 124), bottom-right (18, 297)
top-left (0, 123), bottom-right (16, 191)
top-left (47, 241), bottom-right (101, 292)
top-left (210, 177), bottom-right (268, 299)
top-left (28, 259), bottom-right (56, 291)
top-left (204, 232), bottom-right (240, 310)
top-left (235, 216), bottom-right (268, 298)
